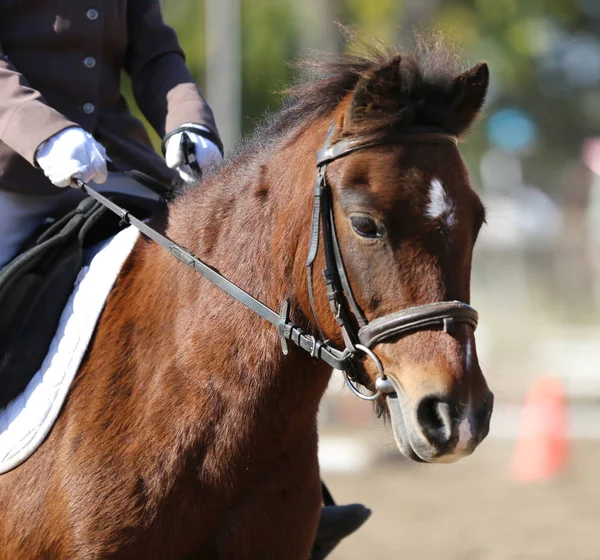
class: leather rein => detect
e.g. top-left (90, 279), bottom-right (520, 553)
top-left (75, 122), bottom-right (478, 401)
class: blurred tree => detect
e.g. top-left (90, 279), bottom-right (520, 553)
top-left (119, 0), bottom-right (600, 198)
top-left (292, 0), bottom-right (341, 53)
top-left (239, 0), bottom-right (297, 136)
top-left (428, 0), bottom-right (600, 194)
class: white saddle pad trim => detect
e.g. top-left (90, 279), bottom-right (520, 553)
top-left (0, 226), bottom-right (140, 474)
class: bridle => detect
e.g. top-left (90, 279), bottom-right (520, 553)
top-left (75, 121), bottom-right (479, 401)
top-left (305, 123), bottom-right (479, 399)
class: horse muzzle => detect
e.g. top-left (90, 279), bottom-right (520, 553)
top-left (384, 375), bottom-right (494, 463)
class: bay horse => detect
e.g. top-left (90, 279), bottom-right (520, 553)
top-left (0, 41), bottom-right (493, 558)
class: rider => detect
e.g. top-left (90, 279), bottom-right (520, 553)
top-left (0, 1), bottom-right (368, 555)
top-left (0, 0), bottom-right (222, 268)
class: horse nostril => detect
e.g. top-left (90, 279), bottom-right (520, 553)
top-left (473, 391), bottom-right (494, 442)
top-left (416, 396), bottom-right (454, 445)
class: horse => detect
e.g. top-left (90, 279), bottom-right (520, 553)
top-left (0, 40), bottom-right (493, 558)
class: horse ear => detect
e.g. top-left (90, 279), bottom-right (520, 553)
top-left (346, 56), bottom-right (415, 128)
top-left (448, 62), bottom-right (489, 134)
top-left (344, 58), bottom-right (489, 135)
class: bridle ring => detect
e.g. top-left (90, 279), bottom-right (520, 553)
top-left (342, 344), bottom-right (395, 401)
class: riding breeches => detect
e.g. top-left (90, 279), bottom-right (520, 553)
top-left (0, 174), bottom-right (161, 269)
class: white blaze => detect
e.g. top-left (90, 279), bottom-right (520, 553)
top-left (425, 178), bottom-right (455, 227)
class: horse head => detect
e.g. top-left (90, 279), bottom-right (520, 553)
top-left (291, 47), bottom-right (493, 463)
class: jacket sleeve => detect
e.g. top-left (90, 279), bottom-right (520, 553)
top-left (0, 53), bottom-right (78, 165)
top-left (124, 0), bottom-right (220, 142)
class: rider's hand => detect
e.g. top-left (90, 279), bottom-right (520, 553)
top-left (35, 127), bottom-right (108, 188)
top-left (165, 124), bottom-right (222, 183)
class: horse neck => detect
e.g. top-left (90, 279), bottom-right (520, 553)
top-left (131, 121), bottom-right (335, 450)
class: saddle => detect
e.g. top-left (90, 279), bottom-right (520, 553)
top-left (0, 192), bottom-right (165, 410)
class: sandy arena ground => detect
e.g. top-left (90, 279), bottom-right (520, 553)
top-left (322, 437), bottom-right (600, 560)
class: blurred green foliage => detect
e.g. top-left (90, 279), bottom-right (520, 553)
top-left (124, 0), bottom-right (600, 196)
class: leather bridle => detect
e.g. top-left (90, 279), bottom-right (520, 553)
top-left (75, 121), bottom-right (479, 401)
top-left (305, 123), bottom-right (478, 399)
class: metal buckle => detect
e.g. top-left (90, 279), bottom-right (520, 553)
top-left (316, 167), bottom-right (327, 189)
top-left (307, 336), bottom-right (317, 357)
top-left (278, 300), bottom-right (290, 355)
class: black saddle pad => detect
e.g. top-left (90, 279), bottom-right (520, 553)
top-left (0, 193), bottom-right (164, 410)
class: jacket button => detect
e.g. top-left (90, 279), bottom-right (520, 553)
top-left (83, 56), bottom-right (96, 68)
top-left (86, 8), bottom-right (99, 20)
top-left (82, 102), bottom-right (95, 115)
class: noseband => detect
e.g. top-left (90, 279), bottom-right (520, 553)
top-left (306, 123), bottom-right (479, 400)
top-left (76, 122), bottom-right (479, 402)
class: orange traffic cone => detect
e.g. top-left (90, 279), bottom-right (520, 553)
top-left (510, 376), bottom-right (569, 483)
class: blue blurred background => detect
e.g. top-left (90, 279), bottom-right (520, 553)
top-left (133, 1), bottom-right (600, 557)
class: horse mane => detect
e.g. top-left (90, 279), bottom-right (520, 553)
top-left (262, 34), bottom-right (467, 142)
top-left (190, 34), bottom-right (477, 195)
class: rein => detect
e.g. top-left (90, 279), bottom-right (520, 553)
top-left (74, 123), bottom-right (478, 401)
top-left (74, 179), bottom-right (351, 372)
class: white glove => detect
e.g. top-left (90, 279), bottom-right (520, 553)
top-left (165, 123), bottom-right (222, 182)
top-left (36, 127), bottom-right (108, 188)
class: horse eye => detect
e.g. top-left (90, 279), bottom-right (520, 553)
top-left (350, 216), bottom-right (381, 238)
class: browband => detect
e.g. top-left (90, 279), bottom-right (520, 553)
top-left (316, 129), bottom-right (458, 167)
